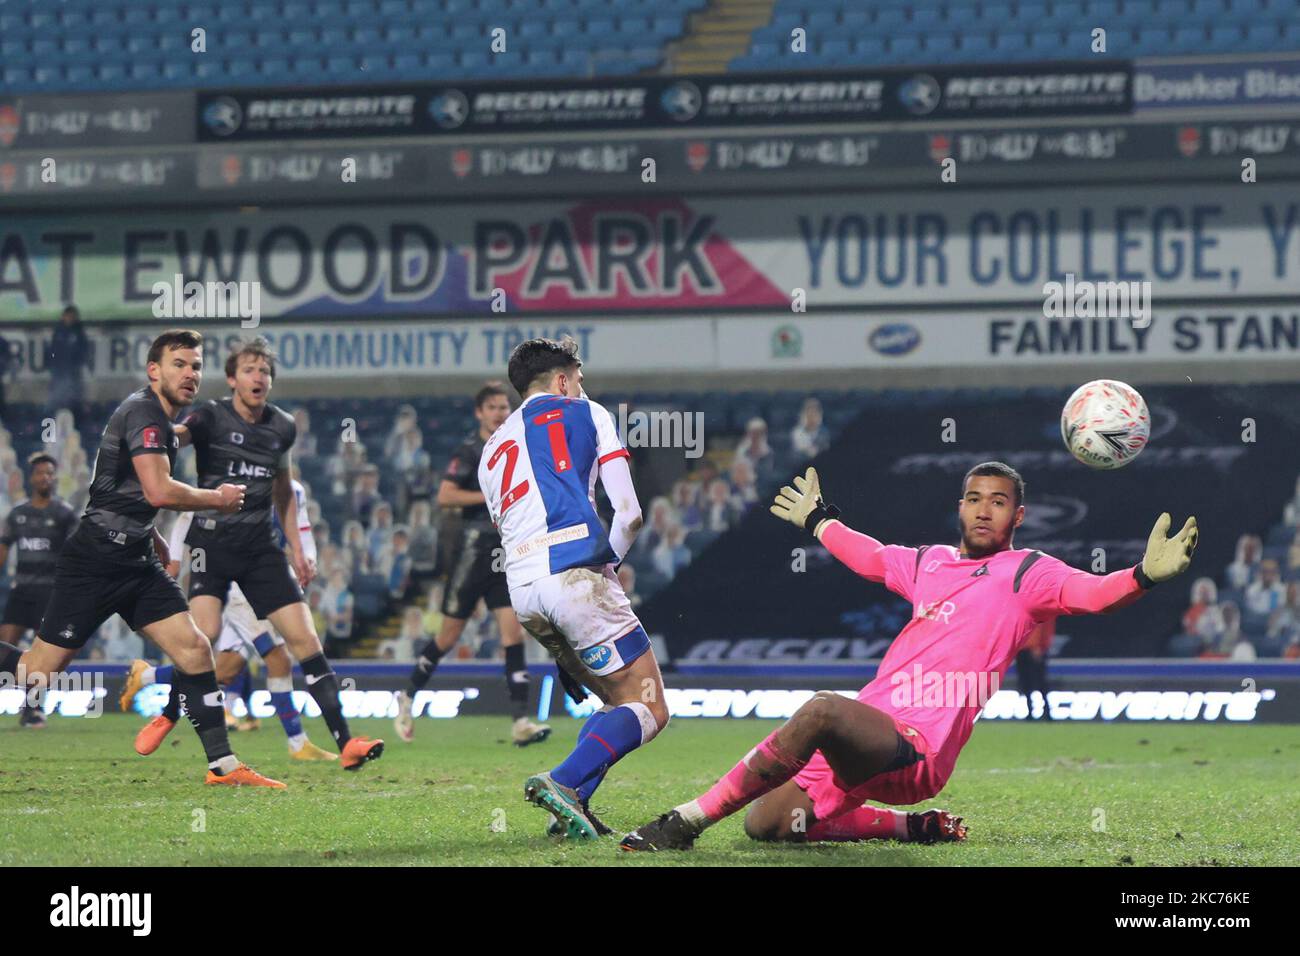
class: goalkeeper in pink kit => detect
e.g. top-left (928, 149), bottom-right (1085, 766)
top-left (621, 461), bottom-right (1198, 851)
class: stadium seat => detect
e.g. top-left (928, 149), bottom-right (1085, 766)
top-left (994, 31), bottom-right (1029, 57)
top-left (1246, 21), bottom-right (1284, 48)
top-left (921, 33), bottom-right (957, 57)
top-left (1209, 23), bottom-right (1247, 49)
top-left (1172, 25), bottom-right (1210, 50)
top-left (889, 34), bottom-right (920, 60)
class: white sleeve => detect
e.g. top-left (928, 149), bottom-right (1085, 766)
top-left (290, 481), bottom-right (318, 563)
top-left (588, 400), bottom-right (630, 467)
top-left (598, 454), bottom-right (642, 562)
top-left (168, 511), bottom-right (192, 557)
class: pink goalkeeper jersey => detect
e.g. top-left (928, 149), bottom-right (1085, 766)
top-left (856, 542), bottom-right (1079, 782)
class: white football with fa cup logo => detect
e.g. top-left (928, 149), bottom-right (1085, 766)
top-left (1060, 379), bottom-right (1151, 470)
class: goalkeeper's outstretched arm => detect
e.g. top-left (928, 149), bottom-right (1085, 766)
top-left (770, 470), bottom-right (1198, 604)
top-left (770, 467), bottom-right (889, 581)
top-left (1059, 512), bottom-right (1199, 614)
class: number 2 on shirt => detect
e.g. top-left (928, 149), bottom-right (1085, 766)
top-left (487, 439), bottom-right (530, 516)
top-left (489, 421), bottom-right (572, 515)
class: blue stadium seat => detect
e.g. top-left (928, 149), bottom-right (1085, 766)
top-left (561, 48), bottom-right (591, 71)
top-left (1208, 23), bottom-right (1246, 49)
top-left (257, 58), bottom-right (293, 80)
top-left (1028, 29), bottom-right (1065, 55)
top-left (854, 36), bottom-right (886, 58)
top-left (875, 7), bottom-right (908, 29)
top-left (1175, 25), bottom-right (1211, 50)
top-left (994, 30), bottom-right (1029, 56)
top-left (889, 34), bottom-right (920, 60)
top-left (1085, 0), bottom-right (1123, 19)
top-left (1148, 0), bottom-right (1191, 21)
top-left (921, 33), bottom-right (957, 57)
top-left (519, 18), bottom-right (551, 38)
top-left (1044, 0), bottom-right (1086, 25)
top-left (1137, 25), bottom-right (1173, 52)
top-left (96, 60), bottom-right (128, 84)
top-left (1017, 1), bottom-right (1049, 24)
top-left (1246, 21), bottom-right (1284, 48)
top-left (652, 14), bottom-right (684, 35)
top-left (911, 5), bottom-right (946, 30)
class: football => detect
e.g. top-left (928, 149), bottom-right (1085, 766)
top-left (1060, 379), bottom-right (1151, 470)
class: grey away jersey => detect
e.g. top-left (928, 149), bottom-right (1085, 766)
top-left (0, 498), bottom-right (77, 588)
top-left (83, 385), bottom-right (181, 551)
top-left (183, 397), bottom-right (296, 551)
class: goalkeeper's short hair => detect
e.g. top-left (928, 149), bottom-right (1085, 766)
top-left (963, 461), bottom-right (1025, 507)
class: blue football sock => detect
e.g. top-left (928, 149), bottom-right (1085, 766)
top-left (576, 709), bottom-right (610, 803)
top-left (222, 668), bottom-right (252, 715)
top-left (155, 664), bottom-right (173, 684)
top-left (235, 668), bottom-right (253, 709)
top-left (550, 705), bottom-right (645, 793)
top-left (271, 691), bottom-right (302, 738)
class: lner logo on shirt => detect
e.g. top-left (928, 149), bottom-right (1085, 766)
top-left (915, 599), bottom-right (957, 623)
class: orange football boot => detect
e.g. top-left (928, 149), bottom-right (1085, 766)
top-left (204, 763), bottom-right (286, 789)
top-left (134, 716), bottom-right (176, 755)
top-left (339, 736), bottom-right (384, 771)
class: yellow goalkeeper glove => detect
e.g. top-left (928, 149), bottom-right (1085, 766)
top-left (770, 467), bottom-right (841, 537)
top-left (1136, 512), bottom-right (1199, 587)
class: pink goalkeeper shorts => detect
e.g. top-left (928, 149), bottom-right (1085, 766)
top-left (793, 716), bottom-right (947, 820)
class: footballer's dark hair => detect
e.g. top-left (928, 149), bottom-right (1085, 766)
top-left (475, 380), bottom-right (509, 409)
top-left (962, 461), bottom-right (1025, 508)
top-left (506, 337), bottom-right (582, 398)
top-left (225, 336), bottom-right (277, 381)
top-left (27, 451), bottom-right (57, 471)
top-left (147, 329), bottom-right (203, 366)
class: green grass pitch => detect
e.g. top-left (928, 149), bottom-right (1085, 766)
top-left (1, 714), bottom-right (1293, 866)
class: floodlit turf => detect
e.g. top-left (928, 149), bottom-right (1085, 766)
top-left (0, 714), bottom-right (1294, 866)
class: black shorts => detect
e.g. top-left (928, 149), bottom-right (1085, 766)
top-left (442, 530), bottom-right (510, 619)
top-left (40, 535), bottom-right (188, 650)
top-left (1, 586), bottom-right (53, 631)
top-left (187, 541), bottom-right (304, 620)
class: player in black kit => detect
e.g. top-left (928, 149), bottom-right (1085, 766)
top-left (134, 337), bottom-right (383, 770)
top-left (394, 382), bottom-right (551, 746)
top-left (0, 452), bottom-right (78, 727)
top-left (0, 330), bottom-right (283, 787)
